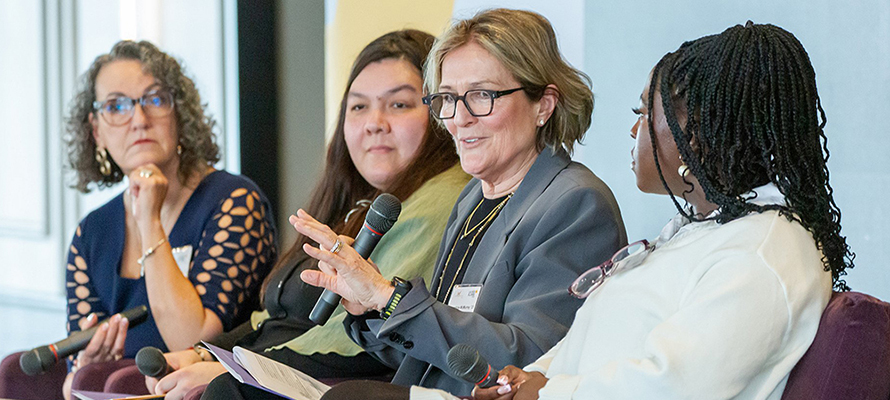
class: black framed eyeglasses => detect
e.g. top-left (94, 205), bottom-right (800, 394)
top-left (422, 87), bottom-right (524, 119)
top-left (569, 240), bottom-right (654, 299)
top-left (92, 89), bottom-right (175, 126)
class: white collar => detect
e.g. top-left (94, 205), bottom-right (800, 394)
top-left (655, 183), bottom-right (787, 246)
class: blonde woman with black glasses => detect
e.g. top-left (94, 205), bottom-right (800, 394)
top-left (290, 8), bottom-right (627, 400)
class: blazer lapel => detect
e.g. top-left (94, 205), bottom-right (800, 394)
top-left (462, 148), bottom-right (572, 283)
top-left (431, 180), bottom-right (484, 291)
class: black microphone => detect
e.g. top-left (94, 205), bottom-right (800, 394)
top-left (135, 346), bottom-right (172, 378)
top-left (309, 193), bottom-right (402, 325)
top-left (19, 305), bottom-right (149, 376)
top-left (447, 344), bottom-right (499, 388)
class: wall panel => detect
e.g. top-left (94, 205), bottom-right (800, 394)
top-left (0, 0), bottom-right (239, 358)
top-left (0, 0), bottom-right (49, 237)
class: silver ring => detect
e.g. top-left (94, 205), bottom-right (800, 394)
top-left (139, 169), bottom-right (153, 178)
top-left (329, 238), bottom-right (342, 254)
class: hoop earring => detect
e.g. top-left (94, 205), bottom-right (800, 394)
top-left (96, 147), bottom-right (112, 176)
top-left (677, 155), bottom-right (690, 178)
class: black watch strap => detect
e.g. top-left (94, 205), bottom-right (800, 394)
top-left (381, 277), bottom-right (412, 320)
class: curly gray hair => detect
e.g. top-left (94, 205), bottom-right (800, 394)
top-left (65, 40), bottom-right (220, 193)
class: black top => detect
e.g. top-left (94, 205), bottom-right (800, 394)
top-left (435, 193), bottom-right (510, 303)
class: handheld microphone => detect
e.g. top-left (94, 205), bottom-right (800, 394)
top-left (308, 193), bottom-right (402, 325)
top-left (135, 346), bottom-right (172, 378)
top-left (19, 305), bottom-right (149, 376)
top-left (447, 344), bottom-right (499, 388)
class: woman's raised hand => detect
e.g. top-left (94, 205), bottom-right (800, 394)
top-left (127, 163), bottom-right (168, 232)
top-left (290, 209), bottom-right (394, 315)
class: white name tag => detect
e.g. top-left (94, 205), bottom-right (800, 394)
top-left (171, 245), bottom-right (194, 277)
top-left (447, 284), bottom-right (482, 313)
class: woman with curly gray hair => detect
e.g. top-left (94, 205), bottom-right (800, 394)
top-left (61, 40), bottom-right (277, 399)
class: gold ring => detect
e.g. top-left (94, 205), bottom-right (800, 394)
top-left (329, 238), bottom-right (342, 254)
top-left (139, 169), bottom-right (153, 178)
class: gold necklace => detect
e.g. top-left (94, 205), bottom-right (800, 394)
top-left (436, 193), bottom-right (513, 301)
top-left (461, 195), bottom-right (507, 239)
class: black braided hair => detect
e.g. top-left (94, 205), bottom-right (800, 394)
top-left (648, 22), bottom-right (854, 290)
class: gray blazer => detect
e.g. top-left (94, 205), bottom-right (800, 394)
top-left (344, 148), bottom-right (627, 396)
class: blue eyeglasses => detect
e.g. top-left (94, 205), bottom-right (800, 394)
top-left (92, 89), bottom-right (174, 126)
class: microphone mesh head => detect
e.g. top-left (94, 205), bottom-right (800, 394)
top-left (365, 193), bottom-right (401, 233)
top-left (19, 347), bottom-right (53, 376)
top-left (446, 344), bottom-right (489, 383)
top-left (135, 346), bottom-right (167, 378)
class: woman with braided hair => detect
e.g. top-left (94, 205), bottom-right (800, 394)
top-left (461, 22), bottom-right (854, 400)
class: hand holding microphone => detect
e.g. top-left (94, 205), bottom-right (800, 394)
top-left (138, 347), bottom-right (229, 398)
top-left (136, 346), bottom-right (173, 378)
top-left (447, 344), bottom-right (549, 400)
top-left (20, 305), bottom-right (148, 376)
top-left (292, 193), bottom-right (402, 324)
top-left (447, 344), bottom-right (499, 388)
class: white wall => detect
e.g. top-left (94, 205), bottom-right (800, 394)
top-left (374, 0), bottom-right (890, 299)
top-left (578, 1), bottom-right (890, 299)
top-left (0, 0), bottom-right (239, 358)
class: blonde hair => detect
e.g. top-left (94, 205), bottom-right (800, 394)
top-left (424, 8), bottom-right (593, 154)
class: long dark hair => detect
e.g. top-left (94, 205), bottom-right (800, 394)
top-left (262, 30), bottom-right (459, 297)
top-left (648, 22), bottom-right (854, 290)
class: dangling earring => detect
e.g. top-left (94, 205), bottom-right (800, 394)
top-left (95, 147), bottom-right (112, 176)
top-left (677, 155), bottom-right (690, 178)
top-left (177, 144), bottom-right (183, 155)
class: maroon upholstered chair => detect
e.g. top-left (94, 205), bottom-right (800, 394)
top-left (0, 351), bottom-right (68, 400)
top-left (69, 358), bottom-right (137, 393)
top-left (103, 364), bottom-right (150, 395)
top-left (782, 291), bottom-right (890, 400)
top-left (0, 354), bottom-right (141, 400)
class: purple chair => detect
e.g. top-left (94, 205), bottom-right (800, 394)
top-left (782, 291), bottom-right (890, 400)
top-left (0, 353), bottom-right (143, 400)
top-left (104, 364), bottom-right (150, 395)
top-left (69, 358), bottom-right (137, 393)
top-left (0, 351), bottom-right (67, 400)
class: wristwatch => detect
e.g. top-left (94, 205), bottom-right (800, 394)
top-left (381, 277), bottom-right (412, 320)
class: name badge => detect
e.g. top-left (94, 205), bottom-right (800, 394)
top-left (171, 245), bottom-right (194, 277)
top-left (447, 284), bottom-right (482, 313)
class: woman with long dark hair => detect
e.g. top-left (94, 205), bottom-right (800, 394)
top-left (148, 30), bottom-right (469, 400)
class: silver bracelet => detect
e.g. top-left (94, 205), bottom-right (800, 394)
top-left (138, 238), bottom-right (168, 277)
